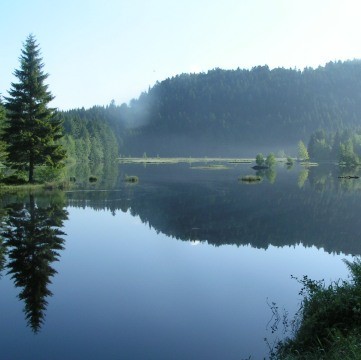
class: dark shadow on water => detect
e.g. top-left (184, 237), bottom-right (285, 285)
top-left (66, 162), bottom-right (361, 256)
top-left (2, 193), bottom-right (68, 332)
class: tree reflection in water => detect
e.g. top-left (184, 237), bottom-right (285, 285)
top-left (2, 194), bottom-right (67, 332)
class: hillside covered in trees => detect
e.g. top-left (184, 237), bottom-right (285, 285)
top-left (3, 58), bottom-right (361, 164)
top-left (60, 107), bottom-right (119, 164)
top-left (60, 60), bottom-right (361, 158)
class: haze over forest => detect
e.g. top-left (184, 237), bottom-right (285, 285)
top-left (61, 60), bottom-right (361, 158)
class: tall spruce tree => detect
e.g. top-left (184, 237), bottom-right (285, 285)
top-left (3, 34), bottom-right (66, 183)
top-left (0, 99), bottom-right (7, 165)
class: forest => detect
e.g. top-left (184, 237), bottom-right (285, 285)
top-left (60, 106), bottom-right (119, 164)
top-left (55, 60), bottom-right (361, 158)
top-left (3, 54), bottom-right (361, 171)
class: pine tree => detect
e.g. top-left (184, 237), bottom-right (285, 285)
top-left (3, 34), bottom-right (66, 183)
top-left (0, 99), bottom-right (7, 165)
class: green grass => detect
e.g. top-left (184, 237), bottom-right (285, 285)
top-left (190, 164), bottom-right (230, 170)
top-left (300, 162), bottom-right (319, 167)
top-left (119, 157), bottom-right (254, 164)
top-left (0, 181), bottom-right (70, 194)
top-left (275, 329), bottom-right (361, 359)
top-left (228, 159), bottom-right (253, 164)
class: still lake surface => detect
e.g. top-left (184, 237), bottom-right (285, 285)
top-left (0, 161), bottom-right (360, 359)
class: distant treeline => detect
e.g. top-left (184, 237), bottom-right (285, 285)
top-left (308, 128), bottom-right (361, 165)
top-left (123, 61), bottom-right (361, 156)
top-left (56, 60), bottom-right (361, 157)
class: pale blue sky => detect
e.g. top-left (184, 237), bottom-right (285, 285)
top-left (1, 0), bottom-right (361, 110)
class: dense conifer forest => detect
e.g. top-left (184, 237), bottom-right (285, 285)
top-left (3, 59), bottom-right (361, 163)
top-left (60, 106), bottom-right (119, 164)
top-left (58, 60), bottom-right (361, 158)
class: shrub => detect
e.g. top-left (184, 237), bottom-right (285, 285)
top-left (2, 174), bottom-right (28, 185)
top-left (239, 175), bottom-right (262, 182)
top-left (286, 157), bottom-right (294, 166)
top-left (266, 153), bottom-right (276, 167)
top-left (256, 153), bottom-right (265, 166)
top-left (125, 175), bottom-right (139, 183)
top-left (274, 258), bottom-right (361, 358)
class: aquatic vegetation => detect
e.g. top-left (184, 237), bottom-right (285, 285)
top-left (190, 164), bottom-right (229, 170)
top-left (228, 159), bottom-right (252, 164)
top-left (124, 175), bottom-right (139, 183)
top-left (338, 175), bottom-right (360, 179)
top-left (300, 162), bottom-right (318, 167)
top-left (239, 175), bottom-right (262, 182)
top-left (119, 157), bottom-right (253, 164)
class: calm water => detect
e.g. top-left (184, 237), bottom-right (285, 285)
top-left (0, 162), bottom-right (359, 359)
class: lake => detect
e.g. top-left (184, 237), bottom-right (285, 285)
top-left (0, 161), bottom-right (359, 359)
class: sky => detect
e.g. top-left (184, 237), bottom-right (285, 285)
top-left (1, 0), bottom-right (361, 110)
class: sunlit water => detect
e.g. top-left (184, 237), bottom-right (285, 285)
top-left (0, 162), bottom-right (358, 359)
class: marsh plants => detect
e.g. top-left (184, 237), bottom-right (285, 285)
top-left (270, 258), bottom-right (361, 359)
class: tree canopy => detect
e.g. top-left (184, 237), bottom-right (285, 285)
top-left (71, 60), bottom-right (361, 157)
top-left (3, 34), bottom-right (66, 182)
top-left (307, 128), bottom-right (361, 166)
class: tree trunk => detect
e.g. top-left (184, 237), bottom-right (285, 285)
top-left (29, 157), bottom-right (34, 183)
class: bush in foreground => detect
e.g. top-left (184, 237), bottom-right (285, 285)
top-left (274, 258), bottom-right (361, 359)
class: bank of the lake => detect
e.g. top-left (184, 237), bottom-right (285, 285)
top-left (273, 258), bottom-right (361, 360)
top-left (118, 156), bottom-right (254, 164)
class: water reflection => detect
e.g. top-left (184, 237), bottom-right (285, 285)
top-left (297, 168), bottom-right (309, 188)
top-left (66, 160), bottom-right (119, 190)
top-left (66, 163), bottom-right (361, 256)
top-left (0, 163), bottom-right (358, 360)
top-left (1, 163), bottom-right (359, 332)
top-left (2, 193), bottom-right (68, 332)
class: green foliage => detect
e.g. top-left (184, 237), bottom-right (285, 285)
top-left (60, 106), bottom-right (119, 164)
top-left (340, 139), bottom-right (360, 166)
top-left (297, 169), bottom-right (309, 188)
top-left (240, 175), bottom-right (262, 182)
top-left (95, 61), bottom-right (361, 156)
top-left (298, 141), bottom-right (309, 161)
top-left (265, 167), bottom-right (277, 184)
top-left (308, 128), bottom-right (361, 166)
top-left (2, 174), bottom-right (28, 185)
top-left (256, 153), bottom-right (265, 166)
top-left (34, 165), bottom-right (66, 183)
top-left (286, 157), bottom-right (294, 165)
top-left (3, 35), bottom-right (66, 182)
top-left (307, 130), bottom-right (332, 161)
top-left (265, 153), bottom-right (276, 167)
top-left (274, 258), bottom-right (361, 359)
top-left (23, 60), bottom-right (361, 160)
top-left (0, 100), bottom-right (7, 166)
top-left (125, 175), bottom-right (139, 183)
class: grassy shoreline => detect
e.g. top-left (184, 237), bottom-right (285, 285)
top-left (273, 258), bottom-right (361, 359)
top-left (0, 181), bottom-right (70, 193)
top-left (118, 157), bottom-right (254, 164)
